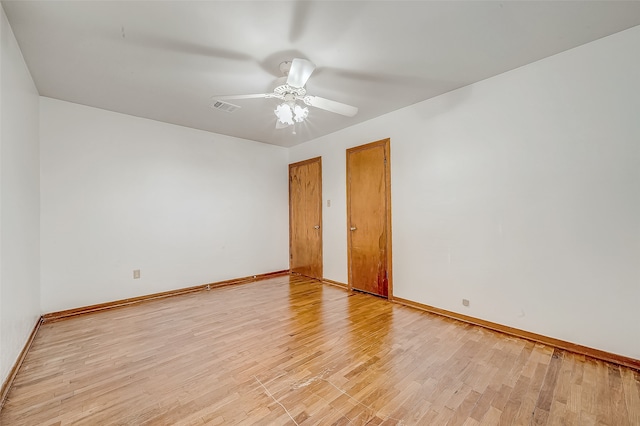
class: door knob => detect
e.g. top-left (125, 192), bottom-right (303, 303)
top-left (314, 225), bottom-right (320, 229)
top-left (350, 227), bottom-right (357, 231)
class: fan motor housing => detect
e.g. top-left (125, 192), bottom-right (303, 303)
top-left (274, 84), bottom-right (306, 98)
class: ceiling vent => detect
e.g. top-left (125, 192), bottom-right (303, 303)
top-left (210, 100), bottom-right (241, 113)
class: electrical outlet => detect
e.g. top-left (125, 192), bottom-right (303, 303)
top-left (327, 199), bottom-right (331, 207)
top-left (462, 299), bottom-right (470, 307)
top-left (133, 269), bottom-right (141, 279)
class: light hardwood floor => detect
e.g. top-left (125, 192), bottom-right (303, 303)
top-left (1, 275), bottom-right (639, 425)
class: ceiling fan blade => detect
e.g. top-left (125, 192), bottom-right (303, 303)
top-left (286, 58), bottom-right (315, 88)
top-left (305, 96), bottom-right (358, 117)
top-left (212, 93), bottom-right (272, 100)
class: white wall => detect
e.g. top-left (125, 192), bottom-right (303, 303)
top-left (0, 6), bottom-right (41, 384)
top-left (40, 98), bottom-right (289, 313)
top-left (290, 26), bottom-right (640, 359)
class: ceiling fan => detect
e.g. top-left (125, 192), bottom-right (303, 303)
top-left (212, 58), bottom-right (358, 130)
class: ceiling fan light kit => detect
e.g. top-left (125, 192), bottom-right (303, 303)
top-left (274, 102), bottom-right (308, 126)
top-left (213, 58), bottom-right (358, 131)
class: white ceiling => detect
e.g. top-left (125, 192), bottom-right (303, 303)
top-left (3, 1), bottom-right (640, 147)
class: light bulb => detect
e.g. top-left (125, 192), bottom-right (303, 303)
top-left (274, 103), bottom-right (294, 125)
top-left (293, 105), bottom-right (309, 123)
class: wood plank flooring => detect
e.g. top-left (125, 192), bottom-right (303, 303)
top-left (1, 275), bottom-right (639, 425)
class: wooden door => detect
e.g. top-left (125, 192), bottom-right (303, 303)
top-left (347, 139), bottom-right (392, 298)
top-left (289, 157), bottom-right (323, 279)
